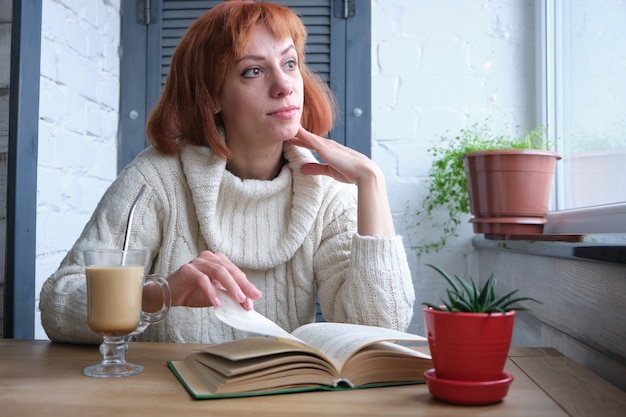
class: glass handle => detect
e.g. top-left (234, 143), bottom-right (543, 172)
top-left (131, 274), bottom-right (171, 337)
top-left (141, 274), bottom-right (171, 324)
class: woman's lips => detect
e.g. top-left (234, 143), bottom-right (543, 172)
top-left (269, 106), bottom-right (299, 120)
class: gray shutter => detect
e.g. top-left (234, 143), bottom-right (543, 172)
top-left (160, 1), bottom-right (332, 85)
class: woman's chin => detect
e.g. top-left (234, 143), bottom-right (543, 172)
top-left (274, 123), bottom-right (300, 141)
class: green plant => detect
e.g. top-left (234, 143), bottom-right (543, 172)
top-left (414, 121), bottom-right (550, 254)
top-left (422, 264), bottom-right (540, 313)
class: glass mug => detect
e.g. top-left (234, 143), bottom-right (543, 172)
top-left (83, 249), bottom-right (171, 377)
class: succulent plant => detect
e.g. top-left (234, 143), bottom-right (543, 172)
top-left (422, 264), bottom-right (540, 313)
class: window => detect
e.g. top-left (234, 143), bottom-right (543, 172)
top-left (542, 0), bottom-right (626, 233)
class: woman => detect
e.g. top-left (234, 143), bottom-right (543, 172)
top-left (39, 1), bottom-right (415, 344)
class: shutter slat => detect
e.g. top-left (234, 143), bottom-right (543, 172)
top-left (161, 0), bottom-right (331, 86)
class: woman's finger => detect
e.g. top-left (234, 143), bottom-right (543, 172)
top-left (183, 251), bottom-right (261, 310)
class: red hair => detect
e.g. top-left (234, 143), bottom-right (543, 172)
top-left (146, 0), bottom-right (336, 159)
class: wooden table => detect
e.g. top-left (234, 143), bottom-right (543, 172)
top-left (1, 340), bottom-right (624, 416)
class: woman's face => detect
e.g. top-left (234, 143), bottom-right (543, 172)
top-left (218, 25), bottom-right (304, 149)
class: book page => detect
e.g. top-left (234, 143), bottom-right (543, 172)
top-left (291, 322), bottom-right (426, 370)
top-left (213, 290), bottom-right (300, 342)
top-left (213, 291), bottom-right (427, 371)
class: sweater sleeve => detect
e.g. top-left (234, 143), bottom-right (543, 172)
top-left (39, 165), bottom-right (164, 344)
top-left (313, 190), bottom-right (415, 331)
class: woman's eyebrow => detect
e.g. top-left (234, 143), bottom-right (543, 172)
top-left (235, 44), bottom-right (296, 65)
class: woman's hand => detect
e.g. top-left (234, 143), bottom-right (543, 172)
top-left (160, 250), bottom-right (262, 311)
top-left (286, 126), bottom-right (377, 185)
top-left (285, 126), bottom-right (396, 237)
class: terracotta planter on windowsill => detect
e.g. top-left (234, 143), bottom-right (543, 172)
top-left (463, 150), bottom-right (561, 238)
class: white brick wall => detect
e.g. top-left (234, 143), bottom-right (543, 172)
top-left (371, 0), bottom-right (536, 335)
top-left (36, 0), bottom-right (120, 339)
top-left (34, 0), bottom-right (536, 339)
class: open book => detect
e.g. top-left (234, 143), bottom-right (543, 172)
top-left (167, 291), bottom-right (432, 399)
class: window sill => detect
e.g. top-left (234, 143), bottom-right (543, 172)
top-left (545, 203), bottom-right (626, 234)
top-left (472, 233), bottom-right (626, 265)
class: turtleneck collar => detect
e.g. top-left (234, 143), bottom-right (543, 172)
top-left (180, 143), bottom-right (324, 269)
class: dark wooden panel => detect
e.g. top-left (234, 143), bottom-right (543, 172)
top-left (474, 242), bottom-right (626, 390)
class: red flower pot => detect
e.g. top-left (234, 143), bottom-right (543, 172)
top-left (423, 307), bottom-right (515, 381)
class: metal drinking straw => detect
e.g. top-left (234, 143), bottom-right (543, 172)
top-left (121, 184), bottom-right (147, 265)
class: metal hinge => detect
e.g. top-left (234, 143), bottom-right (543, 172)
top-left (334, 0), bottom-right (356, 19)
top-left (137, 0), bottom-right (158, 25)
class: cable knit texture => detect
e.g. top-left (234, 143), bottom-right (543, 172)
top-left (39, 144), bottom-right (415, 344)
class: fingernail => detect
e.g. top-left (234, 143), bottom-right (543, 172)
top-left (213, 296), bottom-right (222, 307)
top-left (236, 291), bottom-right (246, 301)
top-left (251, 288), bottom-right (262, 298)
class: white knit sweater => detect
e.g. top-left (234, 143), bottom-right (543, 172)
top-left (39, 143), bottom-right (415, 344)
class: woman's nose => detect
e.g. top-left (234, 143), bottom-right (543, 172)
top-left (270, 71), bottom-right (293, 98)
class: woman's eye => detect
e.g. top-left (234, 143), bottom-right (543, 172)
top-left (285, 59), bottom-right (297, 70)
top-left (242, 67), bottom-right (262, 78)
